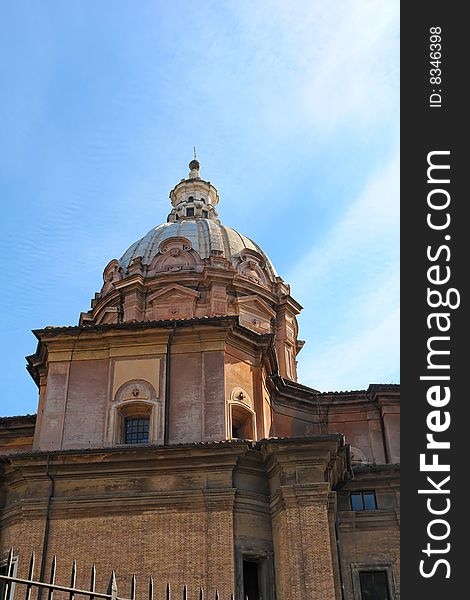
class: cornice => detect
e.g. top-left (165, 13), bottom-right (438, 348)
top-left (337, 509), bottom-right (400, 531)
top-left (270, 483), bottom-right (331, 517)
top-left (1, 488), bottom-right (237, 524)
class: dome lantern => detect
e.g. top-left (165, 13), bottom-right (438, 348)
top-left (167, 154), bottom-right (219, 223)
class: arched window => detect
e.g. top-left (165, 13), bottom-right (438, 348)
top-left (230, 402), bottom-right (256, 440)
top-left (106, 379), bottom-right (161, 446)
top-left (117, 402), bottom-right (152, 444)
top-left (115, 401), bottom-right (153, 445)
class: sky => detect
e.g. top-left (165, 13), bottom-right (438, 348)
top-left (0, 0), bottom-right (399, 417)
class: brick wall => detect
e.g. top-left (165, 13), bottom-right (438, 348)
top-left (1, 510), bottom-right (235, 599)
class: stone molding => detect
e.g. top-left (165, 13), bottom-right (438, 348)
top-left (270, 483), bottom-right (331, 517)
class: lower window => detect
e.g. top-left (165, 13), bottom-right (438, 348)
top-left (359, 570), bottom-right (390, 600)
top-left (124, 417), bottom-right (149, 444)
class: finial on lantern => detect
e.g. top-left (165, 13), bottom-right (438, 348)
top-left (188, 148), bottom-right (200, 179)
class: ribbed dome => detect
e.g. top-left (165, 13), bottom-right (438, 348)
top-left (119, 219), bottom-right (278, 278)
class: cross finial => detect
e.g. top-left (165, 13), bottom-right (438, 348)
top-left (193, 146), bottom-right (197, 160)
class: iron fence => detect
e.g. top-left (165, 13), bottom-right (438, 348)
top-left (0, 549), bottom-right (235, 600)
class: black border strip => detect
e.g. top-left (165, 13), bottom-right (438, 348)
top-left (401, 3), bottom-right (465, 596)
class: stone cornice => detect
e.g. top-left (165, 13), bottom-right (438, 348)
top-left (1, 488), bottom-right (237, 525)
top-left (337, 509), bottom-right (400, 531)
top-left (26, 317), bottom-right (275, 384)
top-left (270, 483), bottom-right (331, 517)
top-left (269, 375), bottom-right (400, 419)
top-left (258, 436), bottom-right (351, 498)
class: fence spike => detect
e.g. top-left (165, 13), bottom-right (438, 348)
top-left (107, 571), bottom-right (118, 600)
top-left (199, 587), bottom-right (204, 600)
top-left (24, 551), bottom-right (36, 600)
top-left (89, 563), bottom-right (96, 600)
top-left (90, 564), bottom-right (96, 589)
top-left (68, 560), bottom-right (77, 600)
top-left (148, 577), bottom-right (154, 600)
top-left (130, 574), bottom-right (136, 600)
top-left (47, 556), bottom-right (57, 600)
top-left (166, 582), bottom-right (170, 600)
top-left (50, 556), bottom-right (57, 582)
top-left (1, 548), bottom-right (14, 600)
top-left (215, 590), bottom-right (219, 600)
top-left (183, 585), bottom-right (187, 600)
top-left (27, 552), bottom-right (36, 578)
top-left (6, 548), bottom-right (14, 577)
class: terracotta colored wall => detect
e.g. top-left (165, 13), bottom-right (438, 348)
top-left (338, 525), bottom-right (400, 599)
top-left (33, 354), bottom-right (166, 451)
top-left (337, 470), bottom-right (400, 599)
top-left (327, 417), bottom-right (386, 464)
top-left (383, 413), bottom-right (400, 463)
top-left (202, 351), bottom-right (226, 439)
top-left (271, 398), bottom-right (399, 465)
top-left (34, 361), bottom-right (70, 450)
top-left (225, 353), bottom-right (255, 406)
top-left (62, 359), bottom-right (109, 450)
top-left (169, 350), bottom-right (225, 444)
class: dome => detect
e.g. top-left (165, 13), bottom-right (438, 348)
top-left (119, 219), bottom-right (278, 278)
top-left (80, 156), bottom-right (292, 330)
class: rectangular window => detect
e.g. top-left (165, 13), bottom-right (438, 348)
top-left (186, 207), bottom-right (194, 217)
top-left (359, 570), bottom-right (390, 600)
top-left (350, 491), bottom-right (377, 511)
top-left (202, 210), bottom-right (208, 218)
top-left (124, 417), bottom-right (149, 444)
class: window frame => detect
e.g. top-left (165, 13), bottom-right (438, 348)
top-left (351, 563), bottom-right (397, 600)
top-left (124, 416), bottom-right (150, 445)
top-left (236, 551), bottom-right (275, 600)
top-left (107, 378), bottom-right (162, 447)
top-left (229, 402), bottom-right (256, 440)
top-left (350, 490), bottom-right (377, 511)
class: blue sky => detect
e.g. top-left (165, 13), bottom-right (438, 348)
top-left (0, 1), bottom-right (399, 417)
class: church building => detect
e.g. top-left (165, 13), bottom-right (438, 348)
top-left (0, 159), bottom-right (400, 600)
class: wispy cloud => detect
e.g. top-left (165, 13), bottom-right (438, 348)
top-left (291, 148), bottom-right (400, 390)
top-left (225, 0), bottom-right (399, 136)
top-left (299, 305), bottom-right (399, 392)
